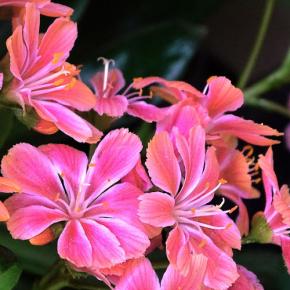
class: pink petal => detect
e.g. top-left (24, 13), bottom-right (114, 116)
top-left (115, 258), bottom-right (160, 290)
top-left (217, 147), bottom-right (260, 199)
top-left (23, 3), bottom-right (39, 68)
top-left (127, 101), bottom-right (166, 122)
top-left (133, 76), bottom-right (204, 99)
top-left (281, 236), bottom-right (290, 274)
top-left (0, 201), bottom-right (9, 222)
top-left (58, 220), bottom-right (92, 268)
top-left (122, 158), bottom-right (152, 191)
top-left (198, 211), bottom-right (241, 253)
top-left (95, 95), bottom-right (128, 117)
top-left (1, 143), bottom-right (64, 200)
top-left (32, 100), bottom-right (103, 143)
top-left (0, 177), bottom-right (20, 193)
top-left (0, 73), bottom-right (3, 89)
top-left (37, 79), bottom-right (96, 111)
top-left (156, 101), bottom-right (200, 139)
top-left (84, 129), bottom-right (142, 200)
top-left (39, 144), bottom-right (88, 202)
top-left (90, 68), bottom-right (125, 98)
top-left (99, 219), bottom-right (150, 260)
top-left (187, 146), bottom-right (220, 207)
top-left (210, 115), bottom-right (282, 146)
top-left (175, 126), bottom-right (206, 202)
top-left (273, 185), bottom-right (290, 225)
top-left (6, 25), bottom-right (27, 80)
top-left (206, 76), bottom-right (243, 117)
top-left (139, 192), bottom-right (176, 227)
top-left (258, 147), bottom-right (279, 211)
top-left (81, 219), bottom-right (125, 268)
top-left (7, 205), bottom-right (65, 240)
top-left (27, 17), bottom-right (77, 78)
top-left (161, 259), bottom-right (207, 290)
top-left (221, 189), bottom-right (250, 235)
top-left (39, 2), bottom-right (73, 17)
top-left (230, 265), bottom-right (264, 290)
top-left (146, 131), bottom-right (181, 195)
top-left (188, 230), bottom-right (239, 289)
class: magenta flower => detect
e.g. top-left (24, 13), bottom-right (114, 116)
top-left (90, 59), bottom-right (166, 122)
top-left (257, 147), bottom-right (290, 273)
top-left (216, 146), bottom-right (260, 235)
top-left (2, 129), bottom-right (150, 269)
top-left (0, 0), bottom-right (73, 18)
top-left (2, 3), bottom-right (102, 143)
top-left (134, 76), bottom-right (282, 146)
top-left (138, 126), bottom-right (241, 289)
top-left (113, 257), bottom-right (207, 290)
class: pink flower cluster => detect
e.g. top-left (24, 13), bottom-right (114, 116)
top-left (0, 1), bottom-right (289, 290)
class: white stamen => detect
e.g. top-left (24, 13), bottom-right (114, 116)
top-left (98, 57), bottom-right (115, 91)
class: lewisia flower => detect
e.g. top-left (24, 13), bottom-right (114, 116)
top-left (252, 147), bottom-right (290, 273)
top-left (2, 129), bottom-right (150, 269)
top-left (133, 76), bottom-right (281, 146)
top-left (90, 59), bottom-right (165, 122)
top-left (114, 257), bottom-right (207, 290)
top-left (138, 126), bottom-right (241, 289)
top-left (0, 0), bottom-right (73, 18)
top-left (2, 3), bottom-right (102, 143)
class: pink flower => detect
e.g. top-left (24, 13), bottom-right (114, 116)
top-left (256, 147), bottom-right (290, 273)
top-left (216, 146), bottom-right (260, 235)
top-left (114, 257), bottom-right (207, 290)
top-left (229, 265), bottom-right (264, 290)
top-left (138, 126), bottom-right (241, 289)
top-left (0, 0), bottom-right (73, 18)
top-left (90, 59), bottom-right (166, 122)
top-left (2, 129), bottom-right (150, 269)
top-left (3, 3), bottom-right (102, 143)
top-left (134, 76), bottom-right (282, 146)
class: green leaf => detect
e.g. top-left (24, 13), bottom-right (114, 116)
top-left (0, 246), bottom-right (22, 290)
top-left (0, 225), bottom-right (58, 275)
top-left (234, 244), bottom-right (290, 290)
top-left (82, 21), bottom-right (205, 82)
top-left (0, 107), bottom-right (14, 149)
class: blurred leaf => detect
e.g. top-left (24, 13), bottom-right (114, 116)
top-left (234, 244), bottom-right (290, 290)
top-left (82, 21), bottom-right (206, 82)
top-left (0, 225), bottom-right (58, 275)
top-left (70, 0), bottom-right (90, 22)
top-left (0, 246), bottom-right (22, 290)
top-left (0, 107), bottom-right (13, 148)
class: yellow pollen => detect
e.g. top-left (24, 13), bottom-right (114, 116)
top-left (207, 75), bottom-right (216, 83)
top-left (54, 192), bottom-right (60, 201)
top-left (198, 239), bottom-right (206, 248)
top-left (60, 172), bottom-right (65, 178)
top-left (253, 177), bottom-right (261, 184)
top-left (53, 79), bottom-right (65, 86)
top-left (65, 78), bottom-right (76, 90)
top-left (88, 163), bottom-right (96, 167)
top-left (219, 178), bottom-right (227, 185)
top-left (191, 208), bottom-right (196, 214)
top-left (226, 223), bottom-right (232, 229)
top-left (101, 201), bottom-right (109, 207)
top-left (242, 145), bottom-right (254, 158)
top-left (133, 77), bottom-right (143, 82)
top-left (52, 52), bottom-right (63, 65)
top-left (229, 205), bottom-right (238, 214)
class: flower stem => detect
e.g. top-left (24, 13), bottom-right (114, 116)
top-left (238, 0), bottom-right (276, 89)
